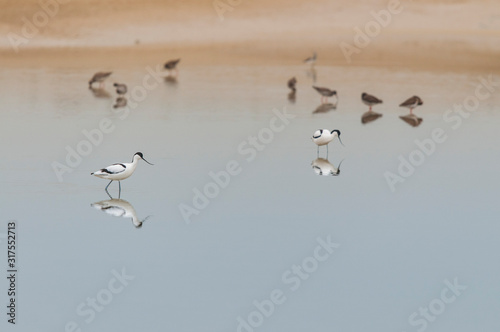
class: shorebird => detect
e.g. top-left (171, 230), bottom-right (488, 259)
top-left (164, 59), bottom-right (181, 76)
top-left (287, 77), bottom-right (297, 92)
top-left (91, 152), bottom-right (154, 195)
top-left (399, 96), bottom-right (423, 114)
top-left (361, 92), bottom-right (383, 112)
top-left (313, 86), bottom-right (337, 104)
top-left (312, 129), bottom-right (343, 154)
top-left (113, 83), bottom-right (127, 95)
top-left (304, 52), bottom-right (317, 67)
top-left (89, 72), bottom-right (112, 89)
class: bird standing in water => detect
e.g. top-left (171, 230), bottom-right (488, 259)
top-left (91, 152), bottom-right (154, 196)
top-left (399, 96), bottom-right (423, 114)
top-left (304, 52), bottom-right (317, 67)
top-left (312, 129), bottom-right (343, 155)
top-left (164, 59), bottom-right (181, 77)
top-left (361, 92), bottom-right (383, 112)
top-left (113, 83), bottom-right (127, 95)
top-left (89, 72), bottom-right (112, 88)
top-left (313, 86), bottom-right (337, 104)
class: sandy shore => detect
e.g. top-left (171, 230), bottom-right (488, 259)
top-left (1, 0), bottom-right (499, 70)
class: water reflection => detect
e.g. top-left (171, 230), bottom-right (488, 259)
top-left (164, 76), bottom-right (178, 85)
top-left (400, 113), bottom-right (423, 127)
top-left (306, 68), bottom-right (317, 83)
top-left (313, 103), bottom-right (337, 114)
top-left (361, 111), bottom-right (383, 124)
top-left (311, 158), bottom-right (343, 176)
top-left (91, 198), bottom-right (151, 228)
top-left (89, 87), bottom-right (111, 98)
top-left (113, 96), bottom-right (128, 108)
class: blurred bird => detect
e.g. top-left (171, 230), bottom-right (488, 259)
top-left (164, 59), bottom-right (181, 76)
top-left (361, 92), bottom-right (383, 112)
top-left (113, 83), bottom-right (127, 95)
top-left (89, 72), bottom-right (112, 89)
top-left (304, 52), bottom-right (317, 67)
top-left (400, 96), bottom-right (423, 114)
top-left (313, 86), bottom-right (337, 104)
top-left (287, 77), bottom-right (297, 92)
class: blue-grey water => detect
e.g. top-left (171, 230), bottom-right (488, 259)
top-left (1, 65), bottom-right (499, 331)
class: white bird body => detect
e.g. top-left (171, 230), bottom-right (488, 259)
top-left (91, 152), bottom-right (153, 194)
top-left (92, 157), bottom-right (139, 181)
top-left (312, 129), bottom-right (337, 146)
top-left (312, 129), bottom-right (343, 155)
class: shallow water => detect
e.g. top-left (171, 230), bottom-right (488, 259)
top-left (1, 65), bottom-right (500, 331)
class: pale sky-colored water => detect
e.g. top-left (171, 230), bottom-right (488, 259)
top-left (1, 65), bottom-right (500, 331)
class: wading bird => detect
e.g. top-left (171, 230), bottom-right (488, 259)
top-left (361, 92), bottom-right (383, 112)
top-left (113, 83), bottom-right (127, 95)
top-left (91, 152), bottom-right (154, 196)
top-left (287, 77), bottom-right (297, 92)
top-left (399, 96), bottom-right (423, 114)
top-left (312, 129), bottom-right (343, 155)
top-left (313, 86), bottom-right (337, 104)
top-left (164, 59), bottom-right (181, 76)
top-left (88, 72), bottom-right (112, 89)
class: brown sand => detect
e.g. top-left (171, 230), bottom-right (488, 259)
top-left (1, 0), bottom-right (499, 71)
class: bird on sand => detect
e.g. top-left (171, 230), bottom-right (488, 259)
top-left (164, 59), bottom-right (181, 76)
top-left (91, 152), bottom-right (154, 195)
top-left (312, 129), bottom-right (343, 154)
top-left (313, 86), bottom-right (337, 104)
top-left (399, 96), bottom-right (423, 114)
top-left (89, 72), bottom-right (112, 89)
top-left (361, 92), bottom-right (383, 112)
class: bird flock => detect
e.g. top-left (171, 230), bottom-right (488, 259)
top-left (90, 53), bottom-right (424, 193)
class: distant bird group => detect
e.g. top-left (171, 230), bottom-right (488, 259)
top-left (88, 51), bottom-right (426, 193)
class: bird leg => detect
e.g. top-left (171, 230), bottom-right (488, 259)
top-left (105, 180), bottom-right (113, 191)
top-left (369, 106), bottom-right (372, 112)
top-left (118, 181), bottom-right (121, 199)
top-left (105, 180), bottom-right (113, 198)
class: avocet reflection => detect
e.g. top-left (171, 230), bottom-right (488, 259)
top-left (311, 158), bottom-right (344, 177)
top-left (91, 198), bottom-right (151, 228)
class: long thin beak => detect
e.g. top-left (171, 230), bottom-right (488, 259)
top-left (338, 136), bottom-right (345, 146)
top-left (142, 157), bottom-right (154, 165)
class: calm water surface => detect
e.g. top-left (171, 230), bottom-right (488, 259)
top-left (1, 65), bottom-right (499, 331)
